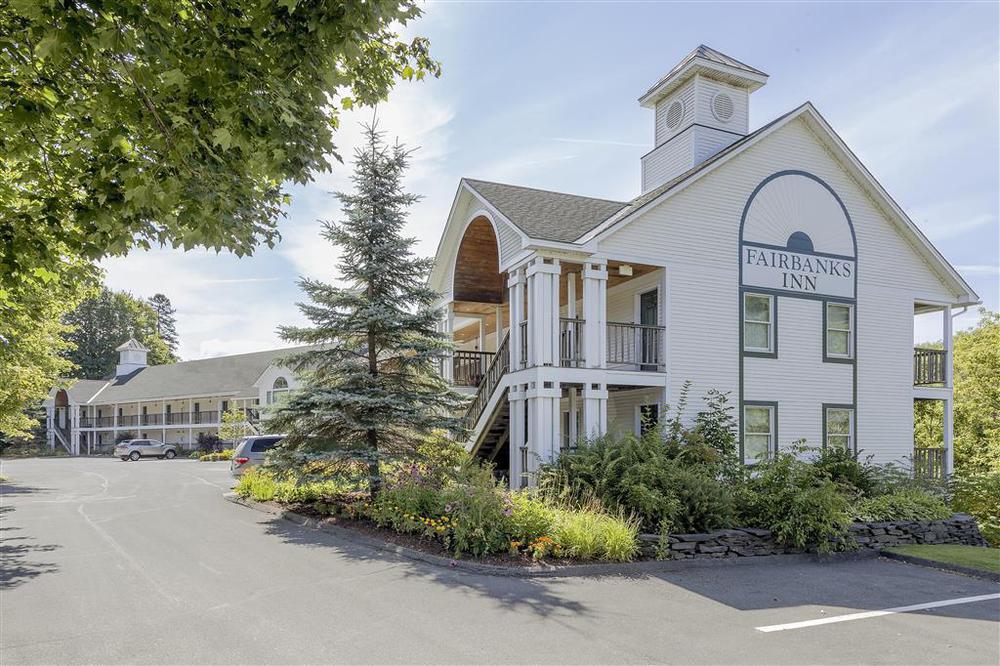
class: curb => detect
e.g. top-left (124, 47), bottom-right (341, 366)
top-left (224, 493), bottom-right (879, 578)
top-left (880, 550), bottom-right (1000, 583)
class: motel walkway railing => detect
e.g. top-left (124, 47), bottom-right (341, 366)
top-left (913, 447), bottom-right (946, 481)
top-left (913, 348), bottom-right (947, 386)
top-left (453, 350), bottom-right (496, 388)
top-left (464, 332), bottom-right (510, 430)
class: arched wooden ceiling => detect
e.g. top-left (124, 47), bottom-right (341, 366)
top-left (453, 216), bottom-right (504, 304)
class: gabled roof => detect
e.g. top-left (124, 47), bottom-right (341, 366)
top-left (639, 45), bottom-right (768, 107)
top-left (53, 346), bottom-right (310, 404)
top-left (48, 379), bottom-right (109, 404)
top-left (463, 179), bottom-right (626, 243)
top-left (115, 337), bottom-right (148, 352)
top-left (448, 103), bottom-right (978, 306)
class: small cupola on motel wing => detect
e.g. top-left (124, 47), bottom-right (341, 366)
top-left (115, 337), bottom-right (149, 377)
top-left (639, 45), bottom-right (768, 192)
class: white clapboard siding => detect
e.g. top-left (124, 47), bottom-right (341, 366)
top-left (743, 297), bottom-right (853, 450)
top-left (654, 79), bottom-right (697, 145)
top-left (607, 388), bottom-right (663, 436)
top-left (642, 131), bottom-right (694, 192)
top-left (494, 216), bottom-right (523, 268)
top-left (598, 116), bottom-right (960, 461)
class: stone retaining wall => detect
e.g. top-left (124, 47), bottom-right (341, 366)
top-left (638, 514), bottom-right (987, 559)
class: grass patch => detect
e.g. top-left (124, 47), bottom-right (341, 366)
top-left (886, 544), bottom-right (1000, 574)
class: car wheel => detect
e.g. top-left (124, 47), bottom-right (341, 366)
top-left (129, 451), bottom-right (140, 461)
top-left (165, 450), bottom-right (176, 460)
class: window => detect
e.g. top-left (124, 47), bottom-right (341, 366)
top-left (826, 303), bottom-right (853, 358)
top-left (743, 404), bottom-right (775, 462)
top-left (267, 377), bottom-right (290, 405)
top-left (744, 293), bottom-right (773, 353)
top-left (639, 404), bottom-right (660, 435)
top-left (250, 437), bottom-right (282, 453)
top-left (825, 407), bottom-right (853, 451)
top-left (221, 400), bottom-right (229, 413)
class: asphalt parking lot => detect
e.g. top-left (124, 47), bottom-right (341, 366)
top-left (1, 456), bottom-right (998, 665)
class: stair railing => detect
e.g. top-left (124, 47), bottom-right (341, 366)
top-left (464, 331), bottom-right (510, 430)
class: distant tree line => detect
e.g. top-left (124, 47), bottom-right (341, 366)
top-left (61, 288), bottom-right (180, 380)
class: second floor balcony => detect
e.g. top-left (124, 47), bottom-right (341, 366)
top-left (79, 408), bottom-right (259, 429)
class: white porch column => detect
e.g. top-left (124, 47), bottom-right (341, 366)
top-left (525, 380), bottom-right (561, 486)
top-left (508, 267), bottom-right (526, 370)
top-left (526, 257), bottom-right (560, 367)
top-left (582, 381), bottom-right (608, 439)
top-left (70, 405), bottom-right (80, 455)
top-left (113, 402), bottom-right (118, 441)
top-left (508, 384), bottom-right (527, 489)
top-left (494, 304), bottom-right (504, 350)
top-left (188, 398), bottom-right (193, 449)
top-left (582, 260), bottom-right (608, 369)
top-left (943, 305), bottom-right (954, 476)
top-left (45, 404), bottom-right (55, 451)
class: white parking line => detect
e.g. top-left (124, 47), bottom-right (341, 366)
top-left (756, 593), bottom-right (1000, 632)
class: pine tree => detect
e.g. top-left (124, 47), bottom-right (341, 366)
top-left (267, 124), bottom-right (466, 494)
top-left (148, 294), bottom-right (179, 356)
top-left (62, 287), bottom-right (176, 378)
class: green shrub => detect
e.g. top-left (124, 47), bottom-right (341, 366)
top-left (550, 505), bottom-right (638, 562)
top-left (812, 447), bottom-right (879, 496)
top-left (440, 463), bottom-right (511, 557)
top-left (199, 448), bottom-right (234, 462)
top-left (508, 492), bottom-right (555, 544)
top-left (737, 447), bottom-right (851, 552)
top-left (951, 472), bottom-right (1000, 546)
top-left (235, 469), bottom-right (278, 502)
top-left (851, 489), bottom-right (952, 522)
top-left (539, 429), bottom-right (733, 534)
top-left (369, 466), bottom-right (445, 534)
top-left (663, 465), bottom-right (735, 534)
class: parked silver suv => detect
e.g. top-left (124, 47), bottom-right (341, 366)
top-left (115, 439), bottom-right (178, 461)
top-left (230, 435), bottom-right (284, 477)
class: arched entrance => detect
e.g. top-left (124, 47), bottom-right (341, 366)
top-left (450, 216), bottom-right (507, 387)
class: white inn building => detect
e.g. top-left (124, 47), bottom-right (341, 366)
top-left (45, 46), bottom-right (978, 486)
top-left (430, 45), bottom-right (979, 487)
top-left (44, 340), bottom-right (302, 454)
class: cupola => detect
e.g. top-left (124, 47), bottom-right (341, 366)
top-left (115, 337), bottom-right (149, 377)
top-left (639, 45), bottom-right (768, 192)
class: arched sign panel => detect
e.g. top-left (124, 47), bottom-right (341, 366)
top-left (740, 171), bottom-right (857, 298)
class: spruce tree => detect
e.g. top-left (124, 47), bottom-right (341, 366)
top-left (148, 294), bottom-right (179, 356)
top-left (268, 124), bottom-right (465, 494)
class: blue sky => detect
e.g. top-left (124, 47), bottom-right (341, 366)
top-left (101, 1), bottom-right (999, 359)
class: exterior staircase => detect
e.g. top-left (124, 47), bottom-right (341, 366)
top-left (53, 424), bottom-right (72, 453)
top-left (463, 332), bottom-right (511, 468)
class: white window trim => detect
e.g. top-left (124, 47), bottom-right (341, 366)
top-left (826, 302), bottom-right (854, 359)
top-left (825, 407), bottom-right (854, 450)
top-left (743, 403), bottom-right (775, 463)
top-left (743, 293), bottom-right (774, 353)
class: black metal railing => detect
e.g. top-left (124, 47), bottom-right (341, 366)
top-left (913, 447), bottom-right (946, 480)
top-left (914, 348), bottom-right (946, 386)
top-left (518, 320), bottom-right (528, 368)
top-left (559, 317), bottom-right (585, 367)
top-left (453, 350), bottom-right (495, 388)
top-left (464, 332), bottom-right (510, 429)
top-left (607, 321), bottom-right (664, 369)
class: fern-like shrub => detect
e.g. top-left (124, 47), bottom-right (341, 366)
top-left (736, 447), bottom-right (851, 552)
top-left (851, 489), bottom-right (951, 523)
